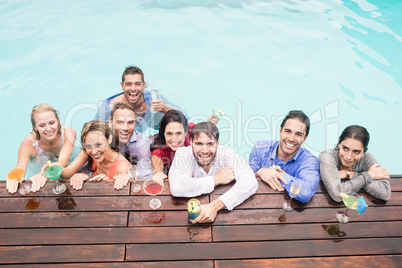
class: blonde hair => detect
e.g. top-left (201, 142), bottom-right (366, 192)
top-left (30, 103), bottom-right (61, 140)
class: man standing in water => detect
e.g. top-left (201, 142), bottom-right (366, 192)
top-left (248, 110), bottom-right (320, 203)
top-left (95, 66), bottom-right (186, 135)
top-left (169, 122), bottom-right (258, 223)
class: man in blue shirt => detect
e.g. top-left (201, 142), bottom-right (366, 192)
top-left (94, 66), bottom-right (186, 136)
top-left (248, 110), bottom-right (319, 203)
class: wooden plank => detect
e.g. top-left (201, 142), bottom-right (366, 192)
top-left (0, 226), bottom-right (211, 245)
top-left (213, 221), bottom-right (402, 242)
top-left (0, 182), bottom-right (129, 197)
top-left (213, 178), bottom-right (402, 194)
top-left (126, 238), bottom-right (402, 261)
top-left (213, 206), bottom-right (402, 225)
top-left (210, 192), bottom-right (401, 210)
top-left (17, 261), bottom-right (214, 267)
top-left (0, 212), bottom-right (128, 228)
top-left (129, 205), bottom-right (402, 226)
top-left (0, 195), bottom-right (209, 212)
top-left (0, 245), bottom-right (125, 264)
top-left (215, 255), bottom-right (402, 268)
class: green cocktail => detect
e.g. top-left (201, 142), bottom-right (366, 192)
top-left (44, 165), bottom-right (63, 181)
top-left (44, 164), bottom-right (66, 194)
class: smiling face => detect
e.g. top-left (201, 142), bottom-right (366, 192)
top-left (110, 108), bottom-right (135, 145)
top-left (337, 138), bottom-right (364, 169)
top-left (164, 122), bottom-right (186, 151)
top-left (83, 131), bottom-right (112, 163)
top-left (120, 74), bottom-right (145, 106)
top-left (33, 111), bottom-right (60, 141)
top-left (277, 118), bottom-right (307, 162)
top-left (192, 133), bottom-right (219, 172)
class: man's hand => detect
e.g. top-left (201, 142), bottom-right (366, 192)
top-left (192, 199), bottom-right (226, 224)
top-left (6, 177), bottom-right (23, 194)
top-left (256, 166), bottom-right (287, 191)
top-left (113, 174), bottom-right (130, 190)
top-left (213, 167), bottom-right (235, 186)
top-left (207, 114), bottom-right (220, 125)
top-left (368, 164), bottom-right (390, 180)
top-left (70, 173), bottom-right (89, 190)
top-left (150, 99), bottom-right (170, 113)
top-left (30, 173), bottom-right (47, 193)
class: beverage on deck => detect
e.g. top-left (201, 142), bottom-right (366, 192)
top-left (188, 198), bottom-right (201, 223)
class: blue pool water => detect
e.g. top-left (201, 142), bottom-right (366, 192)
top-left (1, 0), bottom-right (401, 178)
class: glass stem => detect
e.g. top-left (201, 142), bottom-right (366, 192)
top-left (288, 197), bottom-right (293, 207)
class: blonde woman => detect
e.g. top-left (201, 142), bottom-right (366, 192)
top-left (7, 103), bottom-right (76, 194)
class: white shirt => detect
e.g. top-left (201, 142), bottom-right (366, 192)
top-left (168, 146), bottom-right (258, 210)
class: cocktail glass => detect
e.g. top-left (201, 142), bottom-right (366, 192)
top-left (149, 89), bottom-right (159, 114)
top-left (44, 164), bottom-right (66, 195)
top-left (336, 193), bottom-right (367, 224)
top-left (143, 178), bottom-right (164, 210)
top-left (282, 180), bottom-right (302, 212)
top-left (128, 165), bottom-right (141, 193)
top-left (7, 167), bottom-right (31, 195)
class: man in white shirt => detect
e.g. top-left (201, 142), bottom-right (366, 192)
top-left (169, 122), bottom-right (258, 223)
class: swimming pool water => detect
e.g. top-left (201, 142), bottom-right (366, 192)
top-left (1, 0), bottom-right (401, 178)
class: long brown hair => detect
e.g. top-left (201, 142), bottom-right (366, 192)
top-left (81, 120), bottom-right (112, 171)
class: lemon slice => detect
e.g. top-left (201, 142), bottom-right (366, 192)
top-left (187, 201), bottom-right (200, 213)
top-left (339, 193), bottom-right (349, 199)
top-left (352, 201), bottom-right (357, 209)
top-left (47, 160), bottom-right (53, 168)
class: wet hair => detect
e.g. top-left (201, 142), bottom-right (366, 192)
top-left (280, 110), bottom-right (310, 136)
top-left (337, 125), bottom-right (370, 152)
top-left (190, 122), bottom-right (219, 142)
top-left (151, 110), bottom-right (188, 151)
top-left (122, 66), bottom-right (144, 83)
top-left (81, 120), bottom-right (112, 171)
top-left (109, 102), bottom-right (138, 164)
top-left (110, 102), bottom-right (135, 121)
top-left (30, 103), bottom-right (62, 140)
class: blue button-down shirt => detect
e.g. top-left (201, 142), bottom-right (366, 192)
top-left (119, 131), bottom-right (153, 179)
top-left (249, 140), bottom-right (320, 203)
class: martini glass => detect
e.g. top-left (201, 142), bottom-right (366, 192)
top-left (7, 167), bottom-right (31, 195)
top-left (128, 165), bottom-right (141, 193)
top-left (336, 193), bottom-right (367, 224)
top-left (44, 164), bottom-right (66, 195)
top-left (282, 180), bottom-right (302, 212)
top-left (143, 178), bottom-right (164, 210)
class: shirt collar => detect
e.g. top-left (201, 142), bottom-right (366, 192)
top-left (268, 140), bottom-right (303, 163)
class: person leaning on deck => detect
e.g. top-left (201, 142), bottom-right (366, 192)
top-left (60, 120), bottom-right (131, 190)
top-left (151, 110), bottom-right (221, 180)
top-left (6, 103), bottom-right (77, 194)
top-left (169, 122), bottom-right (258, 224)
top-left (94, 65), bottom-right (187, 136)
top-left (248, 110), bottom-right (320, 203)
top-left (319, 125), bottom-right (391, 202)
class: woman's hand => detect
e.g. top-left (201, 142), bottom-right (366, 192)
top-left (70, 173), bottom-right (89, 190)
top-left (6, 177), bottom-right (24, 194)
top-left (113, 174), bottom-right (130, 190)
top-left (338, 170), bottom-right (354, 179)
top-left (368, 164), bottom-right (390, 180)
top-left (30, 173), bottom-right (47, 192)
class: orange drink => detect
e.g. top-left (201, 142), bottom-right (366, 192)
top-left (7, 168), bottom-right (25, 181)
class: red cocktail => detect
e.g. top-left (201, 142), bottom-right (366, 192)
top-left (143, 178), bottom-right (164, 210)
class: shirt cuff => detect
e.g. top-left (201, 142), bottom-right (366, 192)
top-left (199, 175), bottom-right (215, 194)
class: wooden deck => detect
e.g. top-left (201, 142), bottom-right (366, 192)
top-left (0, 175), bottom-right (401, 267)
